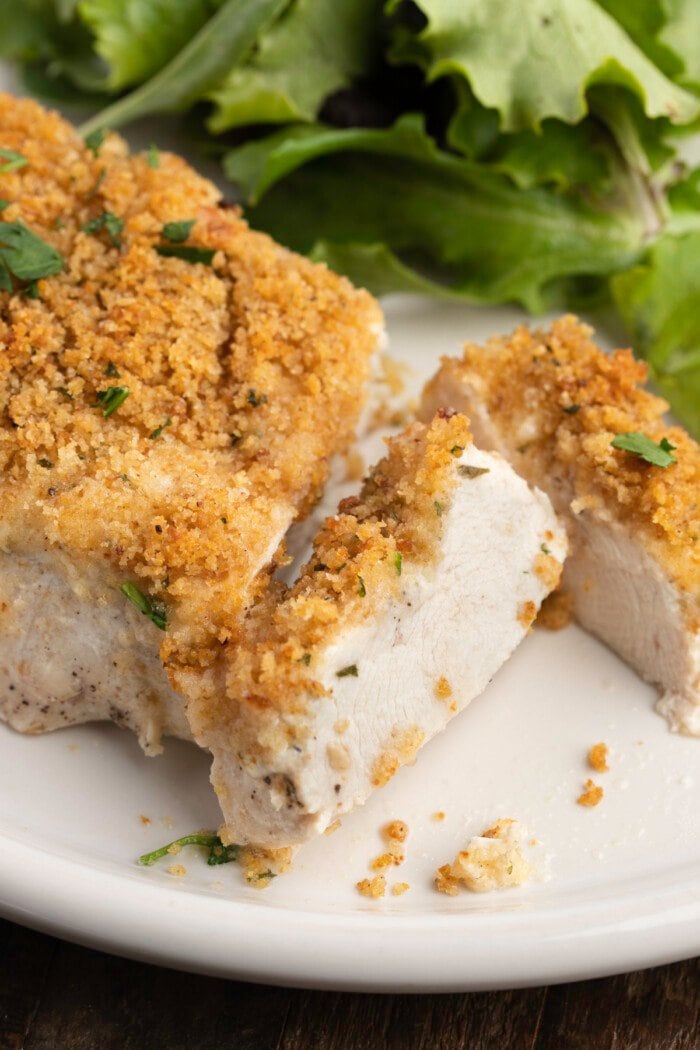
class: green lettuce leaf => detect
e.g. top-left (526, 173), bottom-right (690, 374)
top-left (78, 0), bottom-right (224, 91)
top-left (208, 0), bottom-right (382, 132)
top-left (389, 0), bottom-right (700, 132)
top-left (660, 0), bottom-right (700, 92)
top-left (611, 229), bottom-right (700, 436)
top-left (230, 116), bottom-right (646, 311)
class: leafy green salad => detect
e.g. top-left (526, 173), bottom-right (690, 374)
top-left (2, 0), bottom-right (700, 434)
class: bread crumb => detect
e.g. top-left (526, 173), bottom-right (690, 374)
top-left (432, 811), bottom-right (446, 822)
top-left (383, 820), bottom-right (409, 843)
top-left (517, 600), bottom-right (537, 629)
top-left (334, 718), bottom-right (350, 735)
top-left (139, 814), bottom-right (152, 826)
top-left (588, 742), bottom-right (609, 773)
top-left (324, 819), bottom-right (341, 836)
top-left (435, 676), bottom-right (452, 700)
top-left (434, 818), bottom-right (532, 895)
top-left (356, 874), bottom-right (386, 899)
top-left (370, 852), bottom-right (394, 871)
top-left (392, 882), bottom-right (410, 897)
top-left (577, 779), bottom-right (604, 807)
top-left (536, 589), bottom-right (574, 630)
top-left (167, 864), bottom-right (187, 877)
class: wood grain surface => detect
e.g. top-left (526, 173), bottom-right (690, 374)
top-left (0, 921), bottom-right (697, 1050)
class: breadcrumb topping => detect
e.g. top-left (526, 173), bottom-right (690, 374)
top-left (356, 874), bottom-right (386, 898)
top-left (435, 819), bottom-right (532, 895)
top-left (577, 779), bottom-right (604, 807)
top-left (588, 742), bottom-right (610, 773)
top-left (536, 589), bottom-right (574, 630)
top-left (392, 882), bottom-right (410, 896)
top-left (0, 94), bottom-right (381, 687)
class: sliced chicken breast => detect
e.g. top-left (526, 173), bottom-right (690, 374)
top-left (0, 95), bottom-right (382, 753)
top-left (420, 315), bottom-right (700, 734)
top-left (191, 413), bottom-right (566, 847)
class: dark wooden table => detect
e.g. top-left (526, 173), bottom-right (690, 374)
top-left (0, 920), bottom-right (697, 1050)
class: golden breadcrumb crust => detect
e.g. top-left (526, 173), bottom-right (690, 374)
top-left (588, 742), bottom-right (609, 773)
top-left (0, 95), bottom-right (381, 675)
top-left (435, 818), bottom-right (531, 895)
top-left (427, 316), bottom-right (699, 597)
top-left (191, 414), bottom-right (470, 738)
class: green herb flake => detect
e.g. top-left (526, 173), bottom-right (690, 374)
top-left (23, 281), bottom-right (40, 299)
top-left (0, 200), bottom-right (9, 212)
top-left (0, 149), bottom-right (28, 174)
top-left (0, 220), bottom-right (63, 291)
top-left (611, 432), bottom-right (677, 468)
top-left (155, 244), bottom-right (215, 265)
top-left (82, 211), bottom-right (124, 248)
top-left (246, 868), bottom-right (277, 883)
top-left (458, 464), bottom-right (490, 479)
top-left (336, 664), bottom-right (358, 678)
top-left (139, 833), bottom-right (240, 868)
top-left (84, 128), bottom-right (105, 156)
top-left (434, 500), bottom-right (444, 517)
top-left (450, 445), bottom-right (464, 456)
top-left (162, 219), bottom-right (196, 243)
top-left (85, 169), bottom-right (106, 200)
top-left (38, 457), bottom-right (54, 469)
top-left (105, 360), bottom-right (120, 378)
top-left (120, 582), bottom-right (167, 631)
top-left (563, 404), bottom-right (581, 415)
top-left (147, 144), bottom-right (160, 169)
top-left (247, 388), bottom-right (268, 407)
top-left (52, 217), bottom-right (66, 230)
top-left (540, 543), bottom-right (551, 555)
top-left (56, 386), bottom-right (73, 400)
top-left (94, 386), bottom-right (130, 418)
top-left (299, 652), bottom-right (311, 665)
top-left (394, 551), bottom-right (403, 576)
top-left (357, 575), bottom-right (366, 597)
top-left (149, 416), bottom-right (172, 440)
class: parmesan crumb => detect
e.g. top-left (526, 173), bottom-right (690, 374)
top-left (588, 742), bottom-right (609, 773)
top-left (370, 852), bottom-right (394, 871)
top-left (167, 864), bottom-right (187, 877)
top-left (432, 811), bottom-right (446, 822)
top-left (577, 779), bottom-right (604, 807)
top-left (434, 818), bottom-right (532, 895)
top-left (356, 875), bottom-right (386, 899)
top-left (383, 820), bottom-right (409, 843)
top-left (392, 882), bottom-right (410, 897)
top-left (434, 676), bottom-right (452, 700)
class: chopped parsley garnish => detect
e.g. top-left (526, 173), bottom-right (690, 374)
top-left (336, 664), bottom-right (358, 678)
top-left (247, 388), bottom-right (268, 407)
top-left (0, 200), bottom-right (8, 212)
top-left (82, 211), bottom-right (124, 248)
top-left (155, 244), bottom-right (215, 265)
top-left (611, 432), bottom-right (677, 468)
top-left (434, 500), bottom-right (444, 517)
top-left (0, 220), bottom-right (63, 292)
top-left (149, 417), bottom-right (172, 439)
top-left (38, 457), bottom-right (54, 469)
top-left (0, 149), bottom-right (28, 174)
top-left (394, 551), bottom-right (403, 576)
top-left (147, 144), bottom-right (160, 169)
top-left (246, 869), bottom-right (277, 883)
top-left (105, 360), bottom-right (120, 378)
top-left (52, 217), bottom-right (66, 230)
top-left (540, 543), bottom-right (551, 555)
top-left (84, 128), bottom-right (105, 156)
top-left (162, 219), bottom-right (196, 243)
top-left (563, 404), bottom-right (581, 415)
top-left (56, 386), bottom-right (73, 399)
top-left (450, 444), bottom-right (464, 456)
top-left (85, 169), bottom-right (106, 199)
top-left (139, 833), bottom-right (240, 867)
top-left (458, 464), bottom-right (490, 479)
top-left (120, 582), bottom-right (167, 631)
top-left (299, 652), bottom-right (311, 665)
top-left (94, 385), bottom-right (130, 417)
top-left (357, 575), bottom-right (366, 597)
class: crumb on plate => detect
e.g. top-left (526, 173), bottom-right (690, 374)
top-left (577, 779), bottom-right (604, 807)
top-left (392, 882), bottom-right (410, 896)
top-left (588, 742), bottom-right (609, 773)
top-left (434, 818), bottom-right (532, 895)
top-left (536, 589), bottom-right (574, 630)
top-left (167, 864), bottom-right (187, 877)
top-left (356, 874), bottom-right (386, 899)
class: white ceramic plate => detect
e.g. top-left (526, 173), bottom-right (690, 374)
top-left (1, 73), bottom-right (699, 991)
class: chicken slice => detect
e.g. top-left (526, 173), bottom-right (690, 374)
top-left (190, 413), bottom-right (566, 848)
top-left (0, 95), bottom-right (382, 753)
top-left (420, 315), bottom-right (700, 735)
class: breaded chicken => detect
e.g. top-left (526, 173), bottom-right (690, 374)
top-left (420, 316), bottom-right (700, 735)
top-left (0, 95), bottom-right (382, 753)
top-left (190, 414), bottom-right (566, 847)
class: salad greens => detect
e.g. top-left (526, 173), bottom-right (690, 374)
top-left (2, 0), bottom-right (700, 434)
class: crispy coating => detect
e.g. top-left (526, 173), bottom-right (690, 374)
top-left (0, 95), bottom-right (381, 675)
top-left (425, 316), bottom-right (699, 597)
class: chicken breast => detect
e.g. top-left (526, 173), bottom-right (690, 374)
top-left (0, 95), bottom-right (382, 753)
top-left (190, 413), bottom-right (566, 847)
top-left (420, 316), bottom-right (700, 735)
